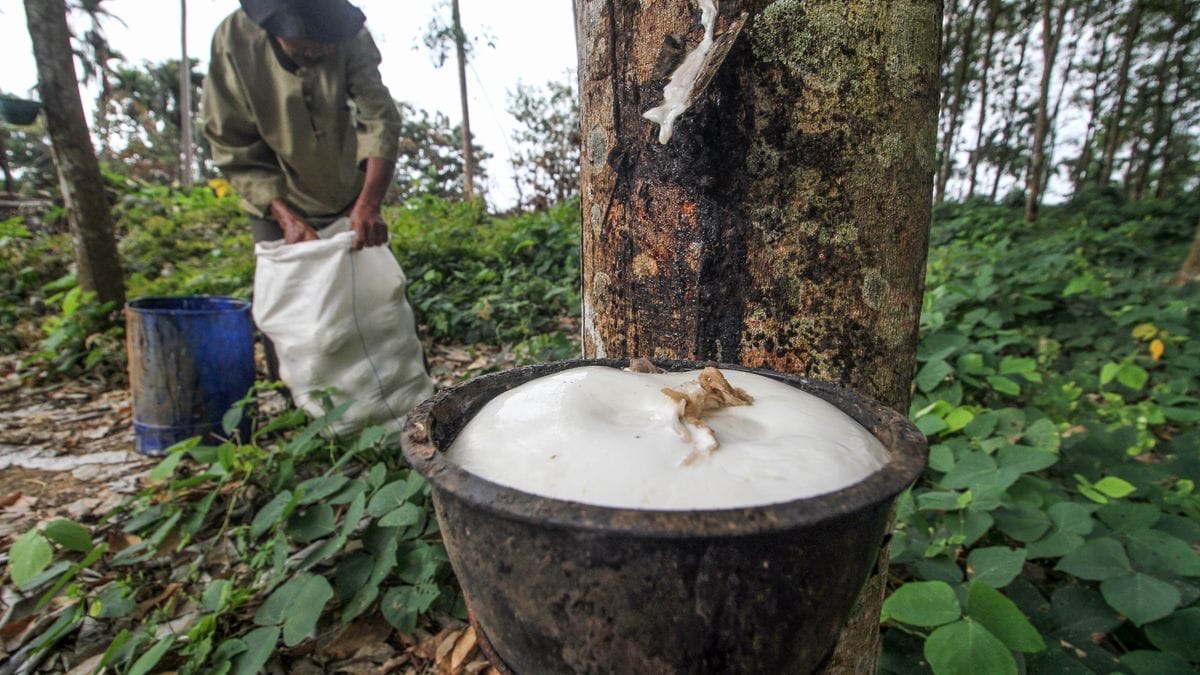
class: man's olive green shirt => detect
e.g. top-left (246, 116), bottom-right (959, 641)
top-left (202, 10), bottom-right (400, 218)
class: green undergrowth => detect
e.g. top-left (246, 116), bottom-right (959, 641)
top-left (881, 192), bottom-right (1200, 674)
top-left (5, 391), bottom-right (461, 673)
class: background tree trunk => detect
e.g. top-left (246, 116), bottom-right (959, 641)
top-left (577, 0), bottom-right (941, 670)
top-left (179, 0), bottom-right (194, 189)
top-left (1025, 0), bottom-right (1069, 222)
top-left (967, 0), bottom-right (1000, 198)
top-left (936, 0), bottom-right (981, 203)
top-left (1097, 0), bottom-right (1143, 186)
top-left (1176, 222), bottom-right (1200, 285)
top-left (24, 0), bottom-right (125, 306)
top-left (451, 0), bottom-right (475, 199)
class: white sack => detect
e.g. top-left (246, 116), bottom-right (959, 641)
top-left (253, 219), bottom-right (434, 435)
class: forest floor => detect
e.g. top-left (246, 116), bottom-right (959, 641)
top-left (0, 342), bottom-right (520, 674)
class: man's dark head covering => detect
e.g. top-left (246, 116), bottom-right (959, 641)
top-left (239, 0), bottom-right (366, 44)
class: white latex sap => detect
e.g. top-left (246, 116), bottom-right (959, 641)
top-left (446, 367), bottom-right (889, 510)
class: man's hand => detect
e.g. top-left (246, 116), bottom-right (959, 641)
top-left (349, 204), bottom-right (388, 250)
top-left (349, 157), bottom-right (396, 250)
top-left (270, 198), bottom-right (319, 244)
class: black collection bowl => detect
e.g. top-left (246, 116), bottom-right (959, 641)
top-left (401, 359), bottom-right (927, 674)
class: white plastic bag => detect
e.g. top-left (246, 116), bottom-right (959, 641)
top-left (253, 219), bottom-right (434, 435)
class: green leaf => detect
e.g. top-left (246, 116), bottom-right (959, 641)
top-left (995, 445), bottom-right (1057, 474)
top-left (1048, 502), bottom-right (1095, 536)
top-left (1050, 587), bottom-right (1121, 639)
top-left (1126, 530), bottom-right (1200, 577)
top-left (1099, 362), bottom-right (1121, 385)
top-left (986, 375), bottom-right (1021, 396)
top-left (940, 452), bottom-right (997, 490)
top-left (296, 476), bottom-right (350, 505)
top-left (1093, 476), bottom-right (1136, 499)
top-left (203, 579), bottom-right (233, 613)
top-left (335, 552), bottom-right (374, 605)
top-left (1145, 608), bottom-right (1200, 662)
top-left (943, 408), bottom-right (974, 433)
top-left (255, 575), bottom-right (306, 627)
top-left (1055, 537), bottom-right (1132, 581)
top-left (993, 504), bottom-right (1051, 542)
top-left (924, 619), bottom-right (1017, 675)
top-left (367, 475), bottom-right (425, 517)
top-left (916, 360), bottom-right (954, 393)
top-left (1097, 502), bottom-right (1160, 532)
top-left (1119, 650), bottom-right (1196, 675)
top-left (880, 581), bottom-right (962, 627)
top-left (963, 409), bottom-right (998, 438)
top-left (1021, 418), bottom-right (1060, 452)
top-left (288, 504), bottom-right (337, 543)
top-left (918, 332), bottom-right (969, 362)
top-left (967, 547), bottom-right (1026, 588)
top-left (250, 490), bottom-right (294, 540)
top-left (380, 584), bottom-right (441, 634)
top-left (999, 357), bottom-right (1036, 376)
top-left (396, 542), bottom-right (448, 585)
top-left (929, 445), bottom-right (955, 473)
top-left (1099, 573), bottom-right (1180, 626)
top-left (42, 519), bottom-right (92, 553)
top-left (128, 635), bottom-right (175, 675)
top-left (92, 583), bottom-right (137, 619)
top-left (1116, 363), bottom-right (1149, 390)
top-left (282, 574), bottom-right (333, 647)
top-left (8, 529), bottom-right (53, 587)
top-left (379, 502), bottom-right (424, 528)
top-left (148, 440), bottom-right (194, 482)
top-left (232, 626), bottom-right (279, 675)
top-left (967, 582), bottom-right (1045, 653)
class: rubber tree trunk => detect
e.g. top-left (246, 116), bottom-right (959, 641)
top-left (1097, 0), bottom-right (1144, 187)
top-left (25, 0), bottom-right (125, 306)
top-left (451, 0), bottom-right (475, 200)
top-left (1176, 223), bottom-right (1200, 286)
top-left (577, 0), bottom-right (941, 670)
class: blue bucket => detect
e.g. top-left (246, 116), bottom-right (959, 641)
top-left (126, 296), bottom-right (256, 455)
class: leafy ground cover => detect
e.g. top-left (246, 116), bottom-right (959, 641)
top-left (2, 183), bottom-right (1198, 673)
top-left (882, 191), bottom-right (1200, 674)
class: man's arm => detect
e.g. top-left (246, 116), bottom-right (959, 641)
top-left (344, 28), bottom-right (401, 249)
top-left (202, 24), bottom-right (291, 220)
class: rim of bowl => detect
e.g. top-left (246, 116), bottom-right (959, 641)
top-left (401, 359), bottom-right (928, 538)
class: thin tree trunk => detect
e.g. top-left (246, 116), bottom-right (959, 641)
top-left (1098, 0), bottom-right (1144, 186)
top-left (0, 126), bottom-right (13, 194)
top-left (179, 0), bottom-right (194, 189)
top-left (578, 1), bottom-right (941, 671)
top-left (992, 26), bottom-right (1029, 201)
top-left (451, 0), bottom-right (475, 199)
top-left (1025, 0), bottom-right (1069, 222)
top-left (937, 0), bottom-right (982, 203)
top-left (1133, 53), bottom-right (1173, 199)
top-left (24, 0), bottom-right (125, 305)
top-left (1040, 3), bottom-right (1085, 201)
top-left (1155, 37), bottom-right (1192, 198)
top-left (1073, 10), bottom-right (1113, 193)
top-left (967, 0), bottom-right (1000, 198)
top-left (1176, 222), bottom-right (1200, 285)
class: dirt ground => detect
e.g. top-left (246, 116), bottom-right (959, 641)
top-left (0, 342), bottom-right (521, 674)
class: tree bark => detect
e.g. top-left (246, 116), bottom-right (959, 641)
top-left (24, 0), bottom-right (125, 305)
top-left (1024, 0), bottom-right (1069, 222)
top-left (1097, 0), bottom-right (1144, 187)
top-left (577, 0), bottom-right (941, 670)
top-left (1176, 222), bottom-right (1200, 285)
top-left (451, 0), bottom-right (476, 199)
top-left (0, 126), bottom-right (13, 194)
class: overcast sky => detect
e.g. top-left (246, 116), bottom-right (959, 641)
top-left (0, 0), bottom-right (578, 210)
